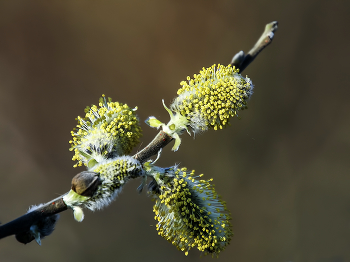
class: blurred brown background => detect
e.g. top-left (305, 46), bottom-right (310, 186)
top-left (0, 1), bottom-right (349, 262)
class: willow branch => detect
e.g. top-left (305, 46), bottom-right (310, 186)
top-left (0, 197), bottom-right (67, 241)
top-left (231, 21), bottom-right (278, 73)
top-left (0, 21), bottom-right (277, 243)
top-left (133, 131), bottom-right (173, 163)
top-left (0, 132), bottom-right (173, 242)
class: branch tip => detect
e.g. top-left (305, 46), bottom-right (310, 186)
top-left (231, 21), bottom-right (278, 72)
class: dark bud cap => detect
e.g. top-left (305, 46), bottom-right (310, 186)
top-left (15, 231), bottom-right (34, 244)
top-left (71, 171), bottom-right (101, 197)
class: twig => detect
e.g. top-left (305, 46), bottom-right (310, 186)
top-left (0, 132), bottom-right (173, 242)
top-left (0, 21), bottom-right (278, 243)
top-left (0, 197), bottom-right (67, 240)
top-left (231, 21), bottom-right (278, 73)
top-left (133, 131), bottom-right (173, 163)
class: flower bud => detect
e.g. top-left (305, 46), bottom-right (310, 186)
top-left (71, 171), bottom-right (101, 197)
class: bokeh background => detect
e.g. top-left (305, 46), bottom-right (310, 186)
top-left (0, 1), bottom-right (349, 262)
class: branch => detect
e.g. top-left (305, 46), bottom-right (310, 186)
top-left (0, 132), bottom-right (173, 243)
top-left (0, 197), bottom-right (67, 241)
top-left (133, 131), bottom-right (173, 163)
top-left (0, 21), bottom-right (277, 244)
top-left (231, 21), bottom-right (278, 72)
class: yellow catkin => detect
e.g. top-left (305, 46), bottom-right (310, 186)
top-left (171, 64), bottom-right (253, 131)
top-left (151, 168), bottom-right (233, 256)
top-left (70, 95), bottom-right (142, 167)
top-left (81, 156), bottom-right (142, 211)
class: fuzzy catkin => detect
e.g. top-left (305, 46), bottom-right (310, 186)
top-left (171, 64), bottom-right (253, 132)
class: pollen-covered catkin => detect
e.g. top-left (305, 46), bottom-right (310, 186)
top-left (171, 64), bottom-right (253, 132)
top-left (147, 165), bottom-right (232, 256)
top-left (85, 156), bottom-right (143, 211)
top-left (63, 156), bottom-right (143, 221)
top-left (69, 95), bottom-right (142, 168)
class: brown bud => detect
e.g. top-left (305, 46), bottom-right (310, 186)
top-left (71, 171), bottom-right (101, 197)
